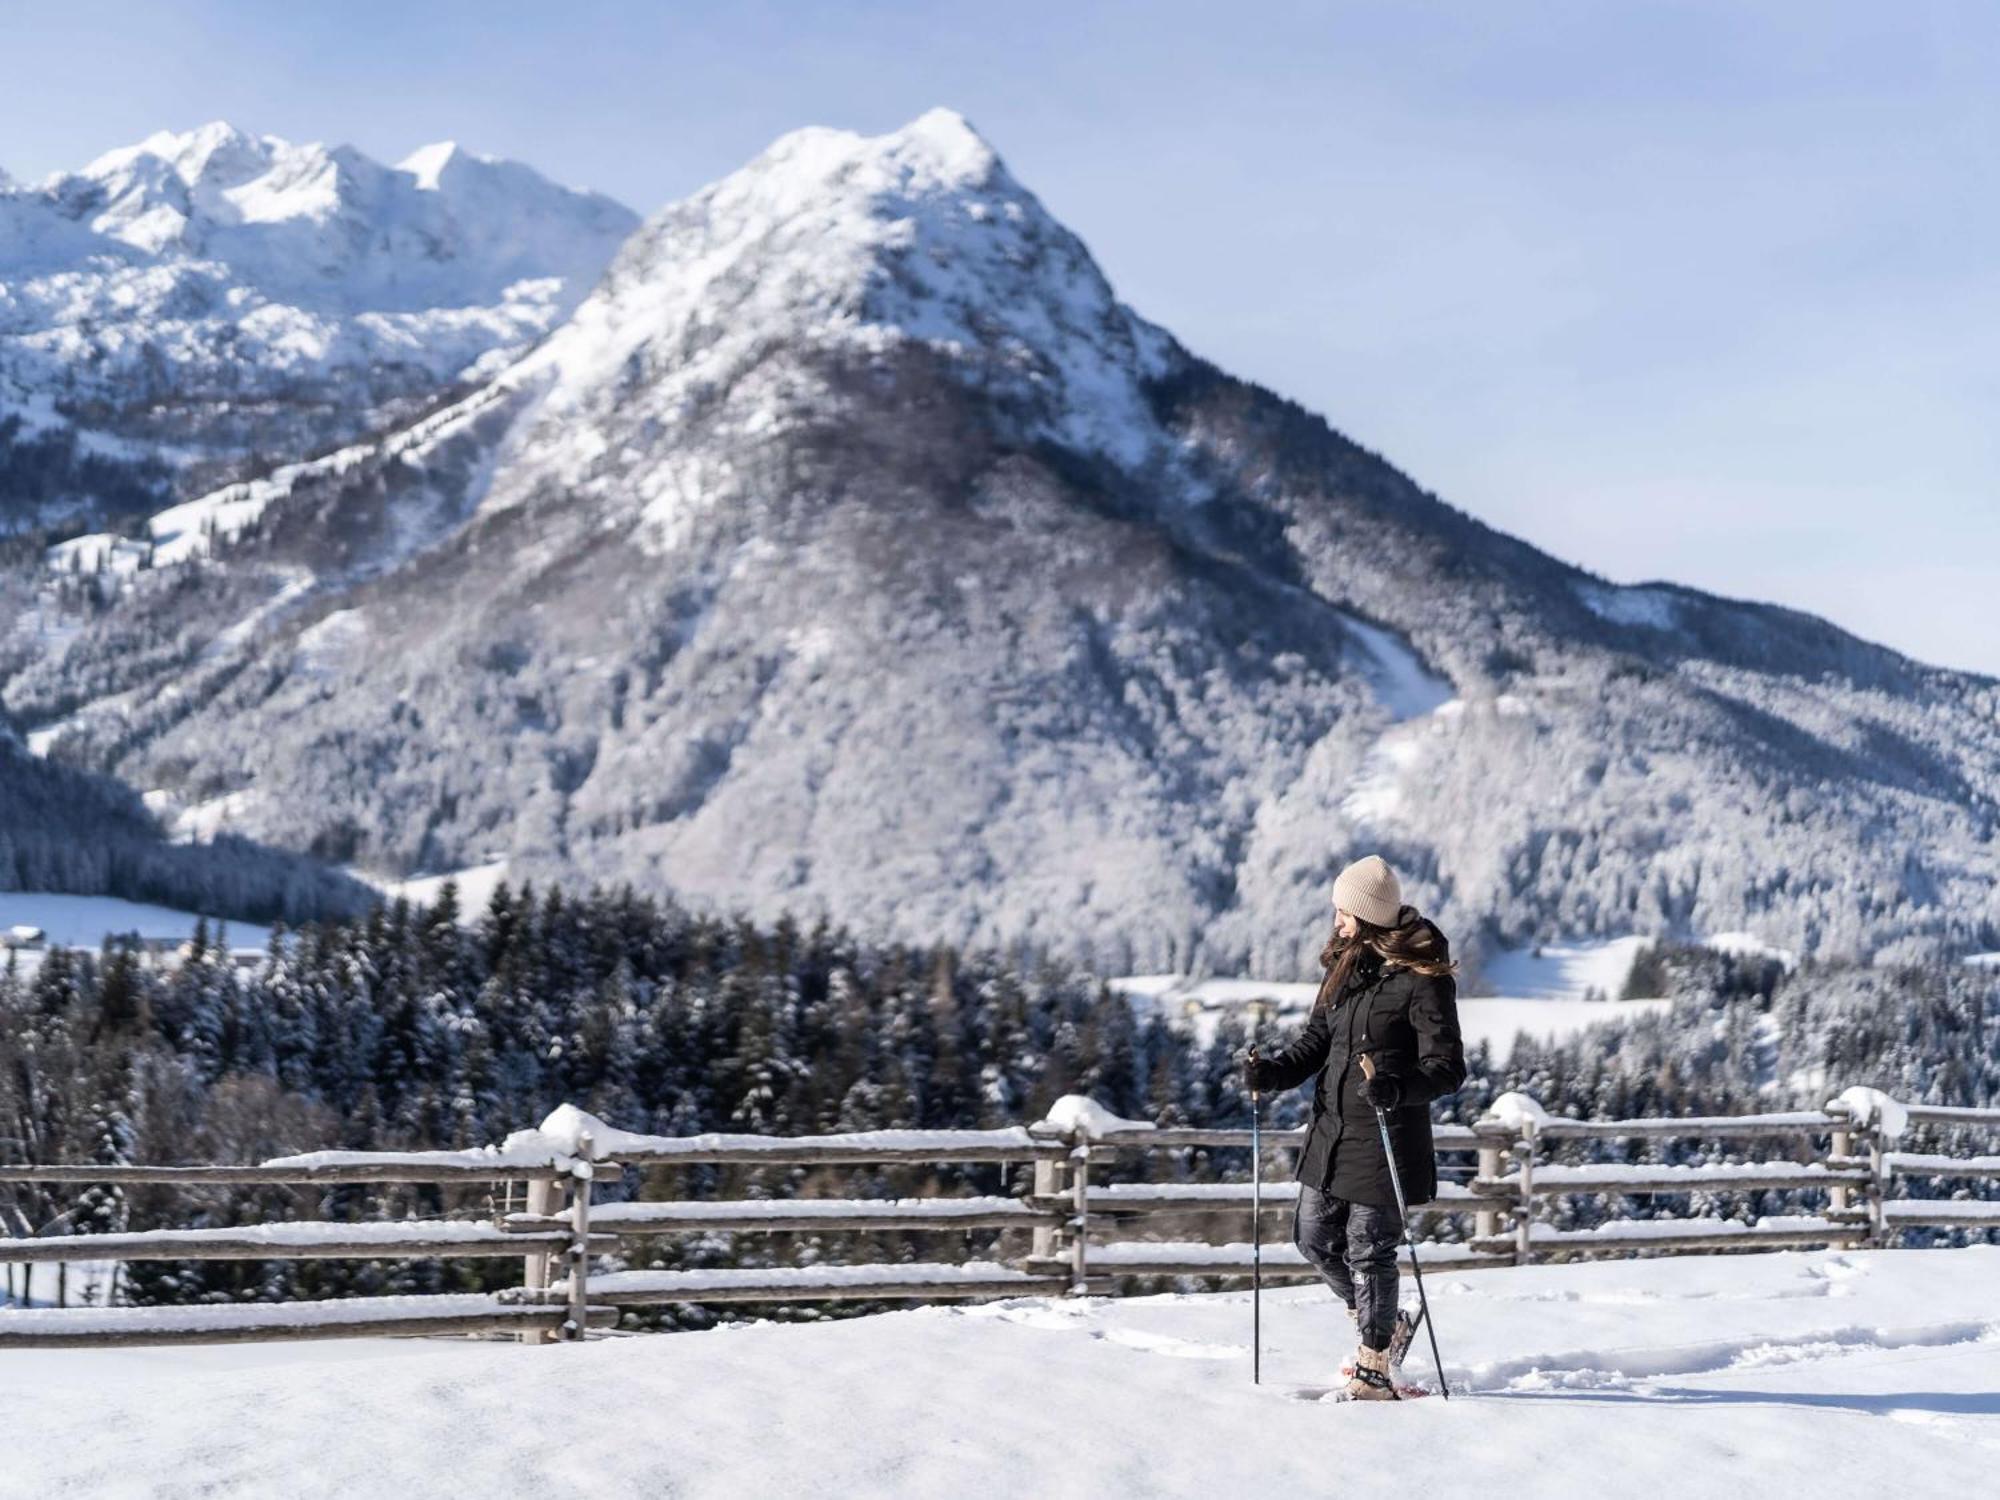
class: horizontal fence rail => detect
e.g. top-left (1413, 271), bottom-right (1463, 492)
top-left (0, 1295), bottom-right (616, 1348)
top-left (0, 1163), bottom-right (570, 1186)
top-left (1489, 1163), bottom-right (1875, 1195)
top-left (585, 1264), bottom-right (1073, 1306)
top-left (0, 1222), bottom-right (604, 1264)
top-left (1528, 1111), bottom-right (1849, 1141)
top-left (0, 1091), bottom-right (1994, 1347)
top-left (509, 1197), bottom-right (1063, 1235)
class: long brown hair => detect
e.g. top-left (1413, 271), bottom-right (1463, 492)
top-left (1315, 905), bottom-right (1457, 1010)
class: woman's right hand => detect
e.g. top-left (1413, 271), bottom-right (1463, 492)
top-left (1245, 1046), bottom-right (1272, 1092)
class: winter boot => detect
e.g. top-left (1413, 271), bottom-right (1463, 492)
top-left (1340, 1307), bottom-right (1415, 1378)
top-left (1341, 1344), bottom-right (1400, 1401)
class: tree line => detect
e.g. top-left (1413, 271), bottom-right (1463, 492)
top-left (3, 882), bottom-right (1991, 1315)
top-left (0, 880), bottom-right (1269, 1317)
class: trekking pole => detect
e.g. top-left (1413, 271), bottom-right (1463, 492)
top-left (1248, 1044), bottom-right (1261, 1385)
top-left (1358, 1053), bottom-right (1450, 1400)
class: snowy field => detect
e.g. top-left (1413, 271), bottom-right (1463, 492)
top-left (4, 1246), bottom-right (1993, 1497)
top-left (1450, 994), bottom-right (1671, 1050)
top-left (1114, 929), bottom-right (1856, 1057)
top-left (1118, 974), bottom-right (1672, 1055)
top-left (351, 858), bottom-right (512, 914)
top-left (0, 868), bottom-right (508, 967)
top-left (1116, 931), bottom-right (1677, 1056)
top-left (0, 892), bottom-right (271, 950)
top-left (1477, 934), bottom-right (1656, 998)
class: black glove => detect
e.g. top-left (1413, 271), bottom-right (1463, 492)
top-left (1360, 1071), bottom-right (1404, 1111)
top-left (1245, 1050), bottom-right (1276, 1092)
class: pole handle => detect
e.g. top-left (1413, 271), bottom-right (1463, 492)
top-left (1358, 1051), bottom-right (1376, 1081)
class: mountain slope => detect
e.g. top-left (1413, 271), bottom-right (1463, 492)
top-left (6, 110), bottom-right (1996, 972)
top-left (0, 122), bottom-right (637, 529)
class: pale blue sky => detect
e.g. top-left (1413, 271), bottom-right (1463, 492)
top-left (5, 1), bottom-right (1995, 674)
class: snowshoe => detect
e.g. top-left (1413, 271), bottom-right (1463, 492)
top-left (1338, 1307), bottom-right (1420, 1378)
top-left (1278, 1379), bottom-right (1434, 1402)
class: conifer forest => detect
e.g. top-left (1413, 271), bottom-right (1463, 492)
top-left (5, 881), bottom-right (1991, 1318)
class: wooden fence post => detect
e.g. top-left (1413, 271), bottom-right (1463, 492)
top-left (1031, 1154), bottom-right (1065, 1265)
top-left (519, 1176), bottom-right (561, 1345)
top-left (564, 1131), bottom-right (594, 1341)
top-left (1475, 1135), bottom-right (1504, 1243)
top-left (1828, 1111), bottom-right (1853, 1217)
top-left (1068, 1136), bottom-right (1091, 1295)
top-left (1514, 1125), bottom-right (1537, 1266)
top-left (1865, 1128), bottom-right (1888, 1248)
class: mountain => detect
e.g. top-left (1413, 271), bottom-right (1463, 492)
top-left (0, 122), bottom-right (638, 529)
top-left (5, 109), bottom-right (1996, 974)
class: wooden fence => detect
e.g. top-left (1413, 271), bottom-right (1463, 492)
top-left (1, 1093), bottom-right (1996, 1347)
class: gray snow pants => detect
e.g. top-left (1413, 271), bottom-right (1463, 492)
top-left (1293, 1183), bottom-right (1401, 1351)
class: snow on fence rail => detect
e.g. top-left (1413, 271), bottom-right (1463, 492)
top-left (0, 1091), bottom-right (1994, 1347)
top-left (0, 1294), bottom-right (616, 1348)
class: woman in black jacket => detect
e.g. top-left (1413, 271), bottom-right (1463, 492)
top-left (1245, 854), bottom-right (1465, 1399)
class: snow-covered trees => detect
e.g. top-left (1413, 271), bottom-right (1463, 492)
top-left (0, 883), bottom-right (1219, 1310)
top-left (1436, 945), bottom-right (2000, 1242)
top-left (2, 885), bottom-right (1991, 1313)
top-left (0, 734), bottom-right (371, 926)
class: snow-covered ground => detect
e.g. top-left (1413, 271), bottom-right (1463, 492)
top-left (1479, 935), bottom-right (1655, 999)
top-left (1118, 973), bottom-right (1673, 1055)
top-left (6, 1247), bottom-right (1994, 1496)
top-left (351, 858), bottom-right (512, 916)
top-left (1115, 927), bottom-right (1845, 1058)
top-left (0, 894), bottom-right (273, 983)
top-left (1451, 994), bottom-right (1672, 1051)
top-left (1705, 930), bottom-right (1802, 970)
top-left (0, 867), bottom-right (510, 966)
top-left (0, 892), bottom-right (271, 950)
top-left (1116, 934), bottom-right (1675, 1055)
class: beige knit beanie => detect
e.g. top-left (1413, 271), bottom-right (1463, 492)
top-left (1332, 854), bottom-right (1403, 928)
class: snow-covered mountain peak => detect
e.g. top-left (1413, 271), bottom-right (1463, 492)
top-left (894, 106), bottom-right (1003, 180)
top-left (65, 123), bottom-right (342, 249)
top-left (749, 106), bottom-right (1004, 200)
top-left (34, 124), bottom-right (635, 285)
top-left (499, 107), bottom-right (1166, 516)
top-left (87, 120), bottom-right (266, 183)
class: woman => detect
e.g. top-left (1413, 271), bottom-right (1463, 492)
top-left (1245, 854), bottom-right (1465, 1400)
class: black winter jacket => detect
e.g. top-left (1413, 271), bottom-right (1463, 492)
top-left (1248, 926), bottom-right (1466, 1207)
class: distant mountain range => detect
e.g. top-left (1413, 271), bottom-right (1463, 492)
top-left (0, 121), bottom-right (636, 530)
top-left (3, 111), bottom-right (1995, 971)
